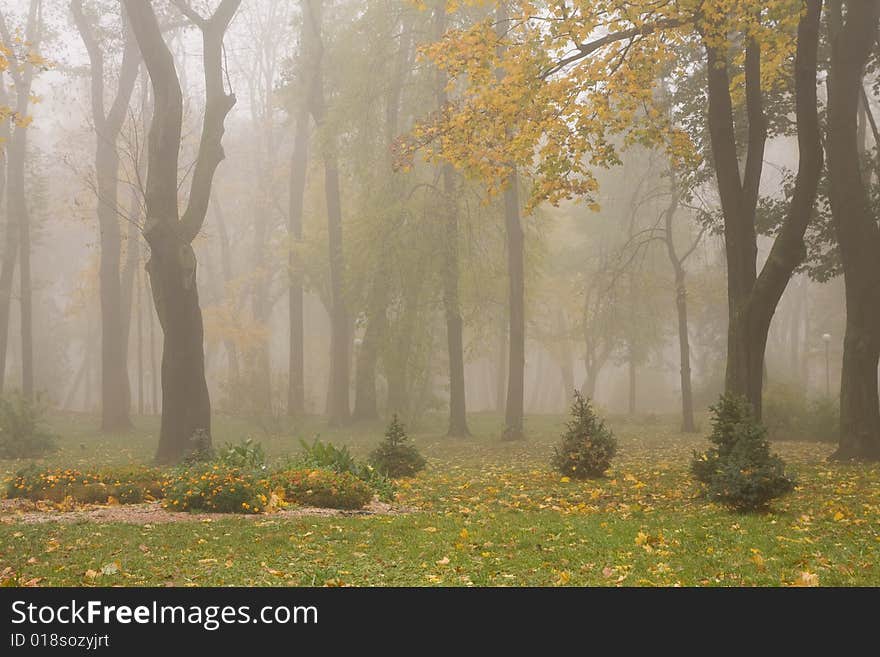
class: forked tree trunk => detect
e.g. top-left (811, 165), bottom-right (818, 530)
top-left (826, 0), bottom-right (880, 460)
top-left (703, 0), bottom-right (822, 419)
top-left (124, 0), bottom-right (240, 463)
top-left (72, 0), bottom-right (140, 429)
top-left (304, 0), bottom-right (349, 425)
top-left (353, 15), bottom-right (412, 423)
top-left (147, 227), bottom-right (212, 462)
top-left (661, 179), bottom-right (697, 432)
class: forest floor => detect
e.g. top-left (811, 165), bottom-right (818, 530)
top-left (1, 411), bottom-right (878, 586)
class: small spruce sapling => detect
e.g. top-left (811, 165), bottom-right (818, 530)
top-left (551, 391), bottom-right (617, 479)
top-left (691, 394), bottom-right (795, 511)
top-left (369, 414), bottom-right (426, 478)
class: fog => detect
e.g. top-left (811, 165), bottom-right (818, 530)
top-left (0, 0), bottom-right (848, 447)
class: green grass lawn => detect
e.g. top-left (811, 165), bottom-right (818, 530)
top-left (1, 411), bottom-right (878, 586)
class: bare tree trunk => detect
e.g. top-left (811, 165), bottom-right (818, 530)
top-left (287, 93), bottom-right (309, 416)
top-left (502, 171), bottom-right (525, 439)
top-left (72, 0), bottom-right (140, 429)
top-left (495, 312), bottom-right (507, 413)
top-left (0, 1), bottom-right (40, 396)
top-left (19, 185), bottom-right (32, 400)
top-left (304, 0), bottom-right (349, 426)
top-left (125, 0), bottom-right (240, 463)
top-left (432, 3), bottom-right (469, 436)
top-left (212, 200), bottom-right (239, 387)
top-left (703, 1), bottom-right (822, 419)
top-left (495, 4), bottom-right (525, 440)
top-left (662, 179), bottom-right (697, 432)
top-left (136, 264), bottom-right (144, 415)
top-left (0, 76), bottom-right (14, 394)
top-left (826, 0), bottom-right (880, 460)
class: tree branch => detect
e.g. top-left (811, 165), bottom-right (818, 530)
top-left (178, 0), bottom-right (241, 243)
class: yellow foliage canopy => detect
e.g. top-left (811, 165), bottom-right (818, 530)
top-left (404, 0), bottom-right (801, 211)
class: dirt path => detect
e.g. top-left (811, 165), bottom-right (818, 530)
top-left (0, 498), bottom-right (413, 525)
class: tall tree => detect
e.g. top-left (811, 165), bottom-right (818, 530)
top-left (660, 174), bottom-right (703, 433)
top-left (72, 0), bottom-right (141, 431)
top-left (496, 2), bottom-right (524, 440)
top-left (287, 44), bottom-right (310, 417)
top-left (826, 0), bottom-right (880, 460)
top-left (0, 0), bottom-right (43, 398)
top-left (433, 2), bottom-right (470, 436)
top-left (124, 0), bottom-right (241, 463)
top-left (304, 0), bottom-right (350, 425)
top-left (411, 0), bottom-right (822, 422)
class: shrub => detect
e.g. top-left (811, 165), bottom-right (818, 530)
top-left (216, 438), bottom-right (266, 470)
top-left (0, 393), bottom-right (58, 459)
top-left (99, 465), bottom-right (165, 501)
top-left (691, 394), bottom-right (796, 511)
top-left (5, 465), bottom-right (163, 504)
top-left (551, 391), bottom-right (617, 479)
top-left (162, 463), bottom-right (270, 514)
top-left (273, 468), bottom-right (373, 510)
top-left (298, 436), bottom-right (358, 473)
top-left (369, 415), bottom-right (426, 478)
top-left (295, 436), bottom-right (396, 501)
top-left (762, 383), bottom-right (838, 443)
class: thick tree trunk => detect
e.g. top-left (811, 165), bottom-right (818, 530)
top-left (826, 0), bottom-right (880, 460)
top-left (125, 0), bottom-right (240, 462)
top-left (147, 232), bottom-right (211, 462)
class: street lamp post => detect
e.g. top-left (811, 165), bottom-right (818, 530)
top-left (822, 333), bottom-right (831, 397)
